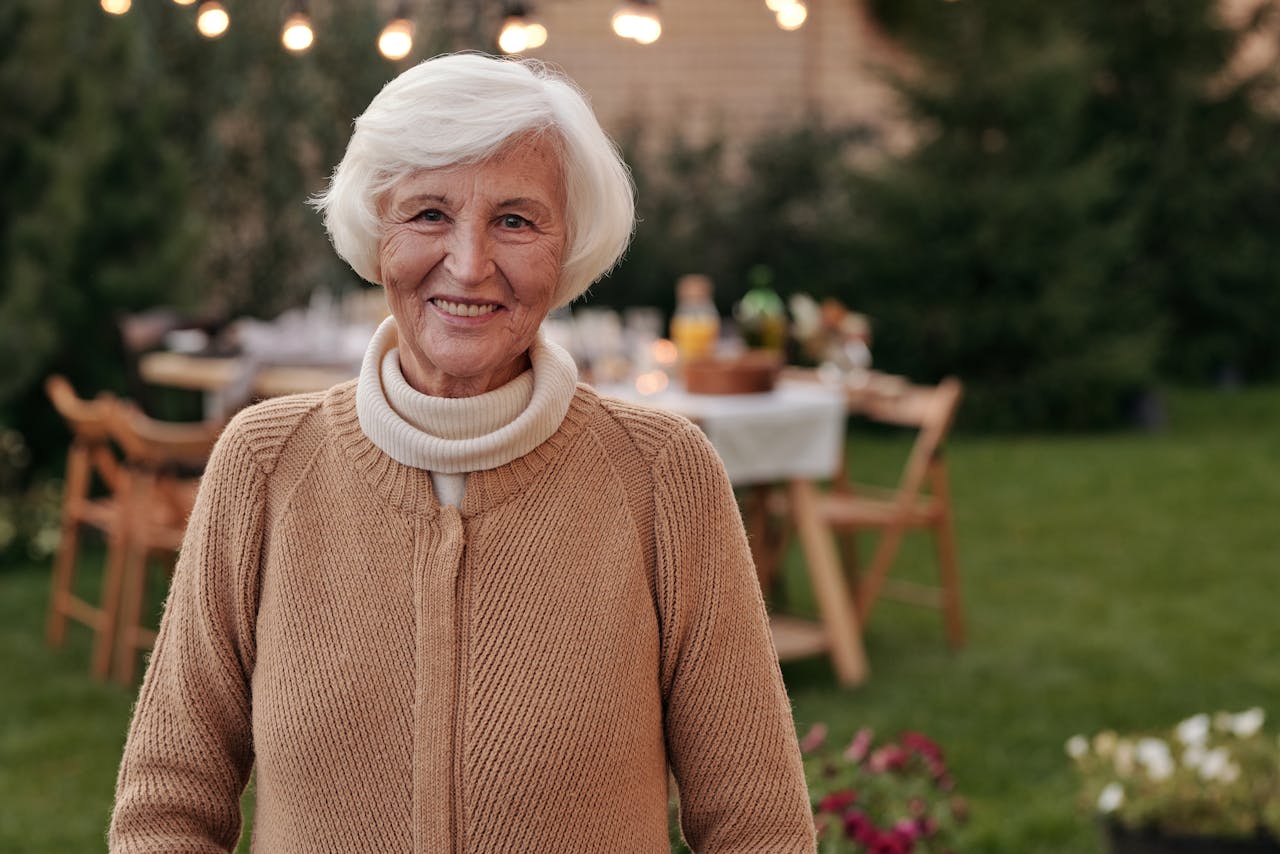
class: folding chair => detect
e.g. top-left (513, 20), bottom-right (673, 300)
top-left (103, 400), bottom-right (220, 683)
top-left (819, 377), bottom-right (965, 647)
top-left (44, 376), bottom-right (130, 678)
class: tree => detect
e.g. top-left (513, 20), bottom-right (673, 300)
top-left (853, 0), bottom-right (1280, 426)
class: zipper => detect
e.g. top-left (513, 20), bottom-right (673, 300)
top-left (451, 535), bottom-right (468, 854)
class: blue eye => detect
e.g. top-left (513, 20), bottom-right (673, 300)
top-left (416, 209), bottom-right (444, 222)
top-left (500, 214), bottom-right (530, 229)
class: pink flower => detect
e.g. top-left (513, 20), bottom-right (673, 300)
top-left (844, 727), bottom-right (875, 763)
top-left (892, 819), bottom-right (922, 840)
top-left (800, 722), bottom-right (828, 754)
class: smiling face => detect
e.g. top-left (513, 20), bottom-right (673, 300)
top-left (376, 134), bottom-right (568, 398)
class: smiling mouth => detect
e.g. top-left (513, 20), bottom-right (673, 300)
top-left (430, 298), bottom-right (500, 318)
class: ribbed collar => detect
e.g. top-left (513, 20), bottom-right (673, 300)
top-left (329, 381), bottom-right (600, 520)
top-left (355, 316), bottom-right (579, 475)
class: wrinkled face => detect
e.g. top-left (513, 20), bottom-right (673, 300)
top-left (376, 134), bottom-right (567, 397)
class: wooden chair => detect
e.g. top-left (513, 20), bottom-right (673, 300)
top-left (44, 376), bottom-right (129, 678)
top-left (103, 401), bottom-right (220, 683)
top-left (821, 376), bottom-right (965, 647)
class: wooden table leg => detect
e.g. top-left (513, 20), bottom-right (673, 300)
top-left (788, 479), bottom-right (870, 686)
top-left (744, 485), bottom-right (784, 595)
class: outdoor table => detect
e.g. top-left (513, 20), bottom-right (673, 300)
top-left (138, 351), bottom-right (356, 419)
top-left (600, 380), bottom-right (870, 686)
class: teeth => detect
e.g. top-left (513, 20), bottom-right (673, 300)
top-left (432, 299), bottom-right (498, 317)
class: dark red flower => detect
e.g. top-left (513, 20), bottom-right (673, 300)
top-left (902, 731), bottom-right (944, 762)
top-left (817, 789), bottom-right (858, 814)
top-left (870, 832), bottom-right (912, 854)
top-left (868, 744), bottom-right (910, 773)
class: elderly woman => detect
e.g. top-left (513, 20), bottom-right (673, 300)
top-left (110, 54), bottom-right (813, 852)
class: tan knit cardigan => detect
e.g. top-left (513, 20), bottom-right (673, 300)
top-left (109, 380), bottom-right (815, 853)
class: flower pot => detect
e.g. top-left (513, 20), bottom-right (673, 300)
top-left (1103, 821), bottom-right (1280, 854)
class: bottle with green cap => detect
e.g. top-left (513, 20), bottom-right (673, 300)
top-left (735, 265), bottom-right (788, 352)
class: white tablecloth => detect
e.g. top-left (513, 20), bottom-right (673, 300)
top-left (599, 380), bottom-right (846, 486)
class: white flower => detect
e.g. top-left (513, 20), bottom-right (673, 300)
top-left (1176, 713), bottom-right (1210, 746)
top-left (1199, 747), bottom-right (1232, 782)
top-left (1136, 738), bottom-right (1174, 782)
top-left (1231, 707), bottom-right (1265, 738)
top-left (1097, 782), bottom-right (1125, 813)
top-left (1146, 753), bottom-right (1175, 781)
top-left (1135, 737), bottom-right (1171, 766)
top-left (1066, 735), bottom-right (1089, 759)
top-left (1182, 743), bottom-right (1208, 769)
top-left (1113, 740), bottom-right (1135, 776)
top-left (1094, 730), bottom-right (1118, 756)
top-left (1215, 711), bottom-right (1236, 733)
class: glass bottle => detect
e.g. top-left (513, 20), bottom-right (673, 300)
top-left (670, 274), bottom-right (720, 364)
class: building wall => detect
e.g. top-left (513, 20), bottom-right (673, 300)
top-left (527, 0), bottom-right (905, 145)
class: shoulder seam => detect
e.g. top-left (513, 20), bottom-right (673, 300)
top-left (227, 393), bottom-right (327, 476)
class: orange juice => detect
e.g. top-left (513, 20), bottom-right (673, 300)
top-left (671, 312), bottom-right (720, 362)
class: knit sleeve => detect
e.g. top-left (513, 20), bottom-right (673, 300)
top-left (109, 425), bottom-right (267, 853)
top-left (653, 423), bottom-right (816, 853)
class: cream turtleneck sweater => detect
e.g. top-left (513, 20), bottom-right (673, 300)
top-left (355, 316), bottom-right (579, 507)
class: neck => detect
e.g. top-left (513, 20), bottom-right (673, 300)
top-left (400, 351), bottom-right (532, 398)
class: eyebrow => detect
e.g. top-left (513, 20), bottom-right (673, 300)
top-left (397, 193), bottom-right (449, 207)
top-left (497, 197), bottom-right (548, 210)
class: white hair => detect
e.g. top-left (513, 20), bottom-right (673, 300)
top-left (312, 53), bottom-right (635, 308)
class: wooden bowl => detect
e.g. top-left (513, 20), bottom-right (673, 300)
top-left (684, 351), bottom-right (783, 394)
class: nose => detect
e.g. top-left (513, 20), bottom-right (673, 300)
top-left (442, 222), bottom-right (495, 286)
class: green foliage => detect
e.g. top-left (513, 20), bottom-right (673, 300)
top-left (0, 0), bottom-right (201, 467)
top-left (854, 0), bottom-right (1280, 425)
top-left (598, 119), bottom-right (876, 320)
top-left (0, 2), bottom-right (409, 470)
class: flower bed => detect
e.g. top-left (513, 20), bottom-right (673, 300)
top-left (1068, 708), bottom-right (1280, 848)
top-left (801, 723), bottom-right (967, 853)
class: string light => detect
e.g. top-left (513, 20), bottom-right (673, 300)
top-left (378, 20), bottom-right (414, 60)
top-left (612, 0), bottom-right (661, 44)
top-left (101, 0), bottom-right (132, 15)
top-left (196, 1), bottom-right (230, 38)
top-left (776, 1), bottom-right (807, 30)
top-left (498, 4), bottom-right (548, 54)
top-left (282, 12), bottom-right (315, 53)
top-left (171, 0), bottom-right (196, 5)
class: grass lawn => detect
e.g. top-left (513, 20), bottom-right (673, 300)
top-left (2, 386), bottom-right (1278, 852)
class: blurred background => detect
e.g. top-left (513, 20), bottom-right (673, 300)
top-left (2, 1), bottom-right (1279, 851)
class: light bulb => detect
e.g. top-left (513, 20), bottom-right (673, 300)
top-left (282, 13), bottom-right (314, 52)
top-left (101, 0), bottom-right (131, 14)
top-left (776, 1), bottom-right (807, 30)
top-left (196, 1), bottom-right (230, 38)
top-left (764, 0), bottom-right (790, 11)
top-left (378, 18), bottom-right (414, 61)
top-left (524, 22), bottom-right (548, 49)
top-left (632, 16), bottom-right (661, 43)
top-left (611, 10), bottom-right (640, 39)
top-left (612, 3), bottom-right (660, 43)
top-left (171, 0), bottom-right (196, 5)
top-left (498, 20), bottom-right (530, 54)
